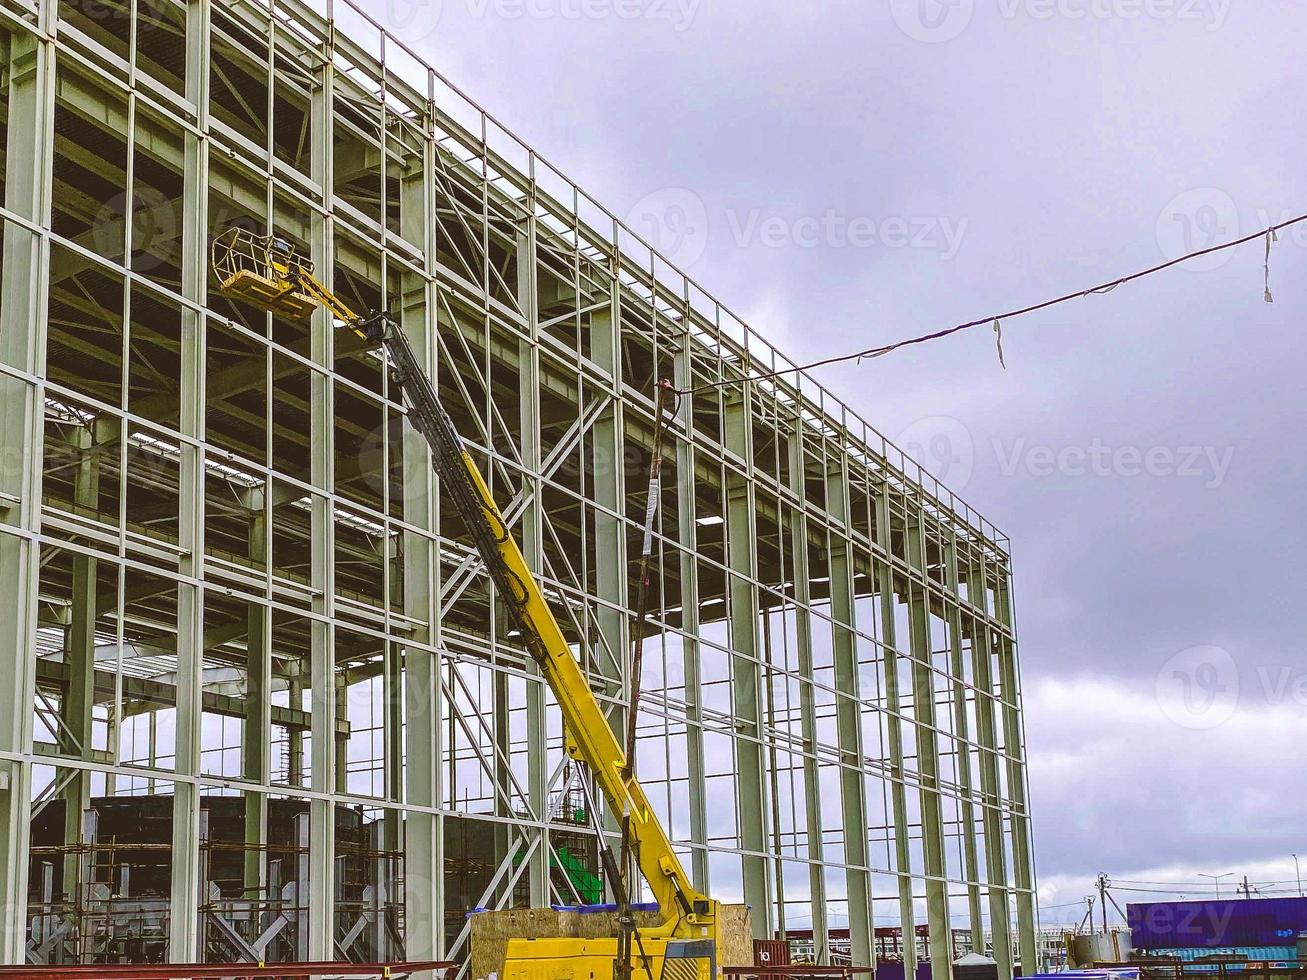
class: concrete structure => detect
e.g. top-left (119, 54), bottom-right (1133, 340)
top-left (0, 0), bottom-right (1038, 973)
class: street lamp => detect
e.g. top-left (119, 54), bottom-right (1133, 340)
top-left (1294, 854), bottom-right (1302, 898)
top-left (1199, 872), bottom-right (1234, 899)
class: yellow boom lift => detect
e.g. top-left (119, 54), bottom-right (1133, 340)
top-left (211, 228), bottom-right (721, 980)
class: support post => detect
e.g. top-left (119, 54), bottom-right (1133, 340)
top-left (826, 454), bottom-right (874, 968)
top-left (969, 564), bottom-right (1012, 980)
top-left (672, 332), bottom-right (710, 893)
top-left (723, 387), bottom-right (771, 938)
top-left (307, 29), bottom-right (338, 960)
top-left (244, 500), bottom-right (271, 898)
top-left (515, 205), bottom-right (549, 907)
top-left (61, 428), bottom-right (99, 900)
top-left (0, 22), bottom-right (53, 964)
top-left (168, 0), bottom-right (212, 958)
top-left (875, 492), bottom-right (917, 980)
top-left (588, 258), bottom-right (627, 881)
top-left (904, 520), bottom-right (953, 980)
top-left (785, 421), bottom-right (829, 962)
top-left (400, 82), bottom-right (445, 973)
top-left (944, 536), bottom-right (985, 954)
top-left (994, 572), bottom-right (1037, 975)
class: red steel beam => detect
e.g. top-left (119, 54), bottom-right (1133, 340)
top-left (0, 961), bottom-right (455, 979)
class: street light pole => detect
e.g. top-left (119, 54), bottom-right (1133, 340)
top-left (1199, 872), bottom-right (1234, 900)
top-left (1294, 854), bottom-right (1302, 898)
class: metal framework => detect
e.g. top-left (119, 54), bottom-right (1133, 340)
top-left (0, 0), bottom-right (1038, 975)
top-left (0, 961), bottom-right (454, 978)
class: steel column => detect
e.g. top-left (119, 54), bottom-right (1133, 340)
top-left (824, 455), bottom-right (874, 967)
top-left (401, 73), bottom-right (445, 975)
top-left (0, 21), bottom-right (53, 963)
top-left (968, 564), bottom-right (1012, 980)
top-left (784, 429), bottom-right (829, 962)
top-left (944, 535), bottom-right (984, 952)
top-left (244, 504), bottom-right (271, 896)
top-left (994, 574), bottom-right (1037, 974)
top-left (905, 521), bottom-right (952, 980)
top-left (874, 491), bottom-right (917, 979)
top-left (672, 333), bottom-right (710, 893)
top-left (515, 206), bottom-right (550, 907)
top-left (307, 27), bottom-right (338, 960)
top-left (723, 386), bottom-right (771, 938)
top-left (167, 0), bottom-right (212, 956)
top-left (588, 271), bottom-right (627, 870)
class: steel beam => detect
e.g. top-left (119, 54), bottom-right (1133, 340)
top-left (874, 491), bottom-right (917, 980)
top-left (166, 0), bottom-right (212, 958)
top-left (399, 84), bottom-right (446, 976)
top-left (307, 30), bottom-right (338, 961)
top-left (0, 21), bottom-right (53, 964)
top-left (515, 206), bottom-right (551, 907)
top-left (784, 423), bottom-right (829, 963)
top-left (588, 277), bottom-right (627, 871)
top-left (824, 453), bottom-right (874, 967)
top-left (723, 386), bottom-right (771, 937)
top-left (968, 563), bottom-right (1013, 980)
top-left (994, 573), bottom-right (1037, 974)
top-left (244, 507), bottom-right (271, 896)
top-left (60, 427), bottom-right (98, 898)
top-left (904, 520), bottom-right (953, 980)
top-left (672, 330), bottom-right (710, 894)
top-left (944, 535), bottom-right (985, 951)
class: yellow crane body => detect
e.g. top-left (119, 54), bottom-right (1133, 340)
top-left (502, 937), bottom-right (715, 980)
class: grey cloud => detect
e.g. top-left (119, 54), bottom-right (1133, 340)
top-left (386, 0), bottom-right (1307, 889)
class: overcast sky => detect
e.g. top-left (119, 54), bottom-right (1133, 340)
top-left (367, 0), bottom-right (1307, 924)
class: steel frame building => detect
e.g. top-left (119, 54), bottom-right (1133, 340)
top-left (0, 0), bottom-right (1038, 973)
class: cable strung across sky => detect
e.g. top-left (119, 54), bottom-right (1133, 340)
top-left (674, 210), bottom-right (1307, 396)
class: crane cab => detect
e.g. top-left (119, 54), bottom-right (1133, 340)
top-left (210, 226), bottom-right (319, 319)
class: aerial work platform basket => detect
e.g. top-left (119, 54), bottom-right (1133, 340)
top-left (210, 226), bottom-right (319, 319)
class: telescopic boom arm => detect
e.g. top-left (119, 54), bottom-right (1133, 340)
top-left (210, 229), bottom-right (716, 939)
top-left (358, 313), bottom-right (714, 936)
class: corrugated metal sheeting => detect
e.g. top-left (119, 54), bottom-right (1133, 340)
top-left (1128, 898), bottom-right (1307, 950)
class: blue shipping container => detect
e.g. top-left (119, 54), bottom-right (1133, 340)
top-left (1128, 898), bottom-right (1307, 950)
